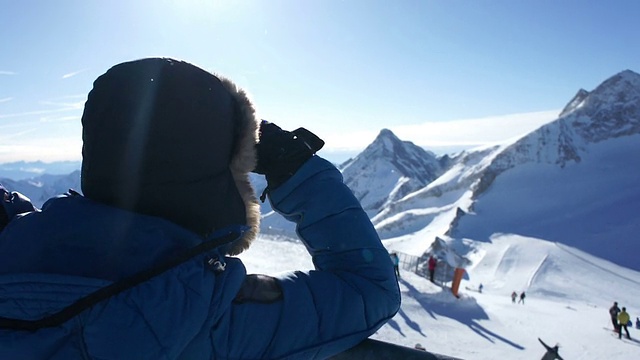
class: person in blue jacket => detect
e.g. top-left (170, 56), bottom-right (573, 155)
top-left (0, 58), bottom-right (400, 359)
top-left (389, 252), bottom-right (400, 278)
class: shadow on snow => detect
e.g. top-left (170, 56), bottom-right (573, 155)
top-left (397, 278), bottom-right (525, 351)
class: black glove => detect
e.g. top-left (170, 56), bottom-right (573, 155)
top-left (254, 121), bottom-right (324, 190)
top-left (1, 185), bottom-right (37, 232)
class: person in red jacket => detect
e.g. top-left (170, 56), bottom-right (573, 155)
top-left (428, 255), bottom-right (437, 283)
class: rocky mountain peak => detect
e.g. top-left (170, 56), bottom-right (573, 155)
top-left (559, 89), bottom-right (590, 118)
top-left (567, 69), bottom-right (640, 143)
top-left (340, 129), bottom-right (445, 216)
top-left (368, 129), bottom-right (406, 156)
top-left (470, 69), bottom-right (640, 199)
top-left (377, 128), bottom-right (397, 139)
top-left (349, 129), bottom-right (442, 180)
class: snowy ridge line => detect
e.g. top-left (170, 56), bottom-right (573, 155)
top-left (554, 242), bottom-right (640, 286)
top-left (492, 244), bottom-right (513, 279)
top-left (527, 254), bottom-right (548, 288)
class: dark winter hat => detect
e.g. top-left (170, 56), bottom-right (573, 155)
top-left (81, 58), bottom-right (260, 255)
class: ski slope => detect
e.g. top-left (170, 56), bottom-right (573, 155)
top-left (238, 234), bottom-right (640, 359)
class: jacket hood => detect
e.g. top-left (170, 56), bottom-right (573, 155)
top-left (80, 58), bottom-right (259, 255)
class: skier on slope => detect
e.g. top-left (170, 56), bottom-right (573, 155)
top-left (609, 301), bottom-right (621, 332)
top-left (390, 252), bottom-right (400, 278)
top-left (617, 307), bottom-right (631, 339)
top-left (0, 58), bottom-right (400, 359)
top-left (538, 338), bottom-right (563, 360)
top-left (519, 291), bottom-right (526, 304)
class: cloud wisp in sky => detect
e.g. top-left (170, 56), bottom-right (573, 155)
top-left (1, 95), bottom-right (85, 120)
top-left (0, 107), bottom-right (81, 120)
top-left (40, 95), bottom-right (86, 109)
top-left (61, 69), bottom-right (89, 79)
top-left (0, 71), bottom-right (17, 76)
top-left (0, 95), bottom-right (86, 163)
top-left (322, 110), bottom-right (560, 155)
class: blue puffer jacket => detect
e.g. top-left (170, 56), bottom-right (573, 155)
top-left (0, 157), bottom-right (400, 360)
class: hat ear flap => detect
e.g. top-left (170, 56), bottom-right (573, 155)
top-left (218, 77), bottom-right (260, 255)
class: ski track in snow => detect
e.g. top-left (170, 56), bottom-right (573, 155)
top-left (555, 242), bottom-right (640, 286)
top-left (527, 254), bottom-right (548, 289)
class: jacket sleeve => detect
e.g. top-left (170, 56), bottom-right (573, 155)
top-left (220, 156), bottom-right (400, 360)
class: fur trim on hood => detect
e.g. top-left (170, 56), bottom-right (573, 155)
top-left (218, 76), bottom-right (260, 255)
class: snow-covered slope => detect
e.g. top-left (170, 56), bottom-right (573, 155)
top-left (454, 133), bottom-right (640, 270)
top-left (453, 70), bottom-right (640, 270)
top-left (246, 69), bottom-right (640, 358)
top-left (239, 234), bottom-right (640, 360)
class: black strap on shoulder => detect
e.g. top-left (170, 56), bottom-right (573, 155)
top-left (0, 232), bottom-right (238, 331)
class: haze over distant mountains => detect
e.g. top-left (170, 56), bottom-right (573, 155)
top-left (2, 70), bottom-right (639, 272)
top-left (0, 161), bottom-right (81, 181)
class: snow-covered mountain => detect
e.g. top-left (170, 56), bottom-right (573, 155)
top-left (259, 129), bottom-right (449, 236)
top-left (340, 129), bottom-right (447, 217)
top-left (379, 69), bottom-right (640, 271)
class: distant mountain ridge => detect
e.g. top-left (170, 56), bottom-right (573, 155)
top-left (0, 161), bottom-right (81, 181)
top-left (0, 171), bottom-right (81, 207)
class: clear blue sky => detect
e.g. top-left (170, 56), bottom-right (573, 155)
top-left (1, 0), bottom-right (639, 163)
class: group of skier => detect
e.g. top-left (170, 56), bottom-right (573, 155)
top-left (538, 300), bottom-right (636, 359)
top-left (609, 301), bottom-right (633, 339)
top-left (511, 291), bottom-right (526, 304)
